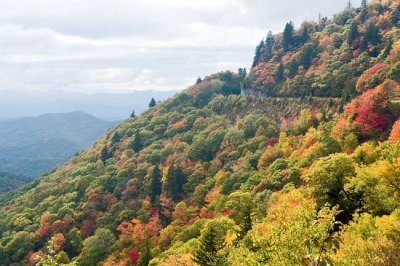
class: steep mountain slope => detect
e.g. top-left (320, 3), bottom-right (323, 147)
top-left (0, 111), bottom-right (117, 179)
top-left (1, 1), bottom-right (400, 265)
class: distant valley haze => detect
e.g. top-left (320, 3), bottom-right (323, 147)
top-left (0, 90), bottom-right (176, 120)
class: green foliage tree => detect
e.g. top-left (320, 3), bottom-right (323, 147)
top-left (360, 0), bottom-right (368, 22)
top-left (78, 228), bottom-right (116, 266)
top-left (303, 154), bottom-right (359, 222)
top-left (252, 40), bottom-right (264, 67)
top-left (149, 97), bottom-right (157, 108)
top-left (283, 21), bottom-right (295, 51)
top-left (387, 62), bottom-right (400, 82)
top-left (264, 31), bottom-right (275, 61)
top-left (275, 62), bottom-right (285, 83)
top-left (192, 219), bottom-right (233, 266)
top-left (300, 44), bottom-right (314, 69)
top-left (130, 109), bottom-right (136, 118)
top-left (164, 165), bottom-right (186, 200)
top-left (35, 236), bottom-right (75, 266)
top-left (132, 131), bottom-right (143, 153)
top-left (362, 22), bottom-right (381, 49)
top-left (149, 165), bottom-right (162, 203)
top-left (4, 231), bottom-right (34, 263)
top-left (348, 20), bottom-right (359, 46)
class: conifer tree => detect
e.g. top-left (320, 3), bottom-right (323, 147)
top-left (283, 21), bottom-right (294, 51)
top-left (149, 165), bottom-right (162, 203)
top-left (348, 21), bottom-right (359, 46)
top-left (132, 131), bottom-right (143, 153)
top-left (362, 22), bottom-right (380, 49)
top-left (130, 109), bottom-right (136, 118)
top-left (100, 146), bottom-right (110, 163)
top-left (360, 0), bottom-right (368, 22)
top-left (252, 40), bottom-right (264, 67)
top-left (193, 226), bottom-right (227, 266)
top-left (149, 97), bottom-right (156, 108)
top-left (300, 45), bottom-right (313, 69)
top-left (164, 165), bottom-right (185, 200)
top-left (392, 4), bottom-right (400, 25)
top-left (137, 239), bottom-right (151, 266)
top-left (264, 31), bottom-right (275, 61)
top-left (275, 62), bottom-right (285, 83)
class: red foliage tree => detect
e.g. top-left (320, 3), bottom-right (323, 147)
top-left (389, 119), bottom-right (400, 142)
top-left (127, 248), bottom-right (141, 264)
top-left (344, 86), bottom-right (393, 138)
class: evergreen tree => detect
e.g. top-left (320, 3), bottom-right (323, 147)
top-left (193, 226), bottom-right (227, 266)
top-left (288, 60), bottom-right (299, 78)
top-left (252, 40), bottom-right (264, 67)
top-left (264, 31), bottom-right (275, 61)
top-left (275, 62), bottom-right (285, 83)
top-left (149, 165), bottom-right (162, 203)
top-left (392, 4), bottom-right (400, 25)
top-left (130, 109), bottom-right (136, 118)
top-left (132, 131), bottom-right (143, 153)
top-left (111, 132), bottom-right (121, 143)
top-left (137, 239), bottom-right (151, 266)
top-left (348, 21), bottom-right (359, 46)
top-left (149, 97), bottom-right (156, 108)
top-left (300, 25), bottom-right (309, 44)
top-left (283, 21), bottom-right (294, 51)
top-left (300, 45), bottom-right (313, 69)
top-left (196, 77), bottom-right (202, 84)
top-left (237, 68), bottom-right (247, 78)
top-left (362, 22), bottom-right (381, 49)
top-left (164, 165), bottom-right (186, 200)
top-left (100, 146), bottom-right (110, 163)
top-left (360, 0), bottom-right (368, 22)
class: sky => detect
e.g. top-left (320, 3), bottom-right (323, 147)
top-left (0, 0), bottom-right (362, 93)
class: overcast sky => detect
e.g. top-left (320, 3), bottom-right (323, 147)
top-left (0, 0), bottom-right (361, 93)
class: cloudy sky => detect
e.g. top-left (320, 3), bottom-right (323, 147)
top-left (0, 0), bottom-right (361, 93)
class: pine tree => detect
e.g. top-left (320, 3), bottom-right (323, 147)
top-left (237, 68), bottom-right (247, 78)
top-left (193, 226), bottom-right (227, 266)
top-left (100, 146), bottom-right (110, 163)
top-left (132, 131), bottom-right (143, 153)
top-left (149, 97), bottom-right (156, 108)
top-left (348, 21), bottom-right (359, 46)
top-left (275, 62), bottom-right (285, 83)
top-left (264, 31), bottom-right (275, 61)
top-left (300, 45), bottom-right (313, 69)
top-left (130, 109), bottom-right (136, 118)
top-left (149, 165), bottom-right (162, 203)
top-left (196, 77), bottom-right (202, 84)
top-left (164, 165), bottom-right (185, 200)
top-left (283, 21), bottom-right (294, 52)
top-left (360, 0), bottom-right (368, 22)
top-left (252, 40), bottom-right (264, 67)
top-left (362, 22), bottom-right (381, 49)
top-left (111, 132), bottom-right (121, 143)
top-left (300, 25), bottom-right (309, 44)
top-left (392, 4), bottom-right (400, 25)
top-left (137, 239), bottom-right (151, 266)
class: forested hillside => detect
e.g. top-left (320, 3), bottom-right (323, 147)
top-left (0, 111), bottom-right (117, 179)
top-left (1, 1), bottom-right (400, 265)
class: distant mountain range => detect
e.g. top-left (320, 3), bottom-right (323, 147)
top-left (0, 90), bottom-right (177, 121)
top-left (0, 111), bottom-right (118, 180)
